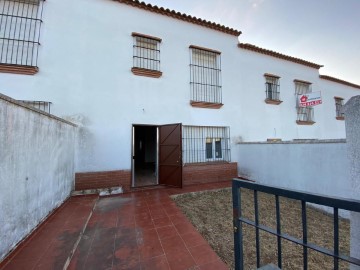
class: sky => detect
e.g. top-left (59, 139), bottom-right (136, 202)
top-left (143, 0), bottom-right (360, 84)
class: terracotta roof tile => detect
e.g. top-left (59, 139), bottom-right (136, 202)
top-left (319, 75), bottom-right (360, 89)
top-left (239, 43), bottom-right (323, 69)
top-left (116, 0), bottom-right (241, 36)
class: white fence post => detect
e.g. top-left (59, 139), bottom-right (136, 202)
top-left (345, 95), bottom-right (360, 270)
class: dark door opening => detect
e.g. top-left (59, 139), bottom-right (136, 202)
top-left (133, 125), bottom-right (157, 187)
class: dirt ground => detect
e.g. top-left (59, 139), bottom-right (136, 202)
top-left (171, 188), bottom-right (350, 270)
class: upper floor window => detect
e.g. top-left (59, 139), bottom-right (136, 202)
top-left (189, 45), bottom-right (222, 109)
top-left (294, 80), bottom-right (315, 125)
top-left (131, 32), bottom-right (161, 78)
top-left (0, 0), bottom-right (44, 75)
top-left (334, 97), bottom-right (345, 120)
top-left (264, 73), bottom-right (282, 105)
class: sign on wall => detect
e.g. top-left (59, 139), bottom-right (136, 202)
top-left (298, 91), bottom-right (322, 107)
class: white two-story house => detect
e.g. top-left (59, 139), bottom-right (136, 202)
top-left (1, 0), bottom-right (359, 191)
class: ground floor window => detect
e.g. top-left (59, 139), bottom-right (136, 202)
top-left (182, 125), bottom-right (230, 164)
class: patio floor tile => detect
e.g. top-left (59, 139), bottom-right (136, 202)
top-left (0, 181), bottom-right (231, 270)
top-left (156, 225), bottom-right (178, 240)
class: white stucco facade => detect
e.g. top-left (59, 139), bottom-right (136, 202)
top-left (1, 0), bottom-right (359, 174)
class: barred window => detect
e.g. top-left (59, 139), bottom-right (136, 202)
top-left (131, 33), bottom-right (161, 78)
top-left (0, 0), bottom-right (44, 74)
top-left (190, 46), bottom-right (222, 107)
top-left (182, 126), bottom-right (230, 164)
top-left (334, 97), bottom-right (344, 120)
top-left (265, 75), bottom-right (280, 100)
top-left (295, 80), bottom-right (315, 124)
top-left (17, 100), bottom-right (51, 113)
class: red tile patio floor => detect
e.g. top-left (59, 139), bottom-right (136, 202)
top-left (1, 181), bottom-right (231, 270)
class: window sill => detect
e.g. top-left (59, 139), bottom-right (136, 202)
top-left (0, 64), bottom-right (38, 75)
top-left (131, 67), bottom-right (162, 78)
top-left (336, 116), bottom-right (345, 120)
top-left (265, 99), bottom-right (282, 105)
top-left (296, 120), bottom-right (315, 125)
top-left (190, 101), bottom-right (223, 109)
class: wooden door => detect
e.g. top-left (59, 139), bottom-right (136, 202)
top-left (158, 123), bottom-right (182, 187)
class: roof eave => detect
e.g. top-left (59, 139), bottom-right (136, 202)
top-left (116, 0), bottom-right (241, 36)
top-left (238, 43), bottom-right (323, 69)
top-left (319, 75), bottom-right (360, 90)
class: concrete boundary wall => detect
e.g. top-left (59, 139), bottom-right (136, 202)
top-left (344, 96), bottom-right (360, 270)
top-left (235, 139), bottom-right (350, 199)
top-left (0, 93), bottom-right (76, 261)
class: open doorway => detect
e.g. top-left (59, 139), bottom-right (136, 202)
top-left (132, 123), bottom-right (183, 188)
top-left (132, 125), bottom-right (158, 187)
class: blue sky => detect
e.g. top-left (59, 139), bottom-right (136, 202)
top-left (144, 0), bottom-right (360, 84)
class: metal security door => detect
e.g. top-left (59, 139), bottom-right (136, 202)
top-left (158, 123), bottom-right (182, 187)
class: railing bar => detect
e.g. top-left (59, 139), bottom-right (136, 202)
top-left (232, 180), bottom-right (360, 212)
top-left (302, 200), bottom-right (308, 270)
top-left (237, 217), bottom-right (360, 265)
top-left (0, 13), bottom-right (42, 21)
top-left (275, 195), bottom-right (282, 269)
top-left (232, 184), bottom-right (243, 270)
top-left (254, 190), bottom-right (260, 268)
top-left (334, 207), bottom-right (339, 270)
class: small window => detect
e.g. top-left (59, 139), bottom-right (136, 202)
top-left (0, 0), bottom-right (44, 75)
top-left (190, 46), bottom-right (222, 108)
top-left (264, 74), bottom-right (281, 104)
top-left (215, 138), bottom-right (222, 158)
top-left (295, 80), bottom-right (315, 125)
top-left (334, 97), bottom-right (344, 120)
top-left (182, 126), bottom-right (230, 164)
top-left (131, 33), bottom-right (161, 78)
top-left (205, 138), bottom-right (213, 159)
top-left (205, 137), bottom-right (222, 160)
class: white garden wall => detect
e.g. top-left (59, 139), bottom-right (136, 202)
top-left (0, 94), bottom-right (76, 261)
top-left (235, 140), bottom-right (351, 199)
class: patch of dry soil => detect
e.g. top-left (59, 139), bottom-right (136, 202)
top-left (172, 188), bottom-right (350, 270)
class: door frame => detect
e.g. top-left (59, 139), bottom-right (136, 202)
top-left (131, 124), bottom-right (159, 188)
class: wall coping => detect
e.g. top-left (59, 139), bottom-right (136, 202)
top-left (183, 161), bottom-right (237, 167)
top-left (0, 93), bottom-right (77, 127)
top-left (237, 139), bottom-right (346, 145)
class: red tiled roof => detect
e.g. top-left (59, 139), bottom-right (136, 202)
top-left (319, 75), bottom-right (360, 89)
top-left (238, 43), bottom-right (323, 69)
top-left (116, 0), bottom-right (241, 36)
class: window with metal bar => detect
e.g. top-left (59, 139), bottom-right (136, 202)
top-left (0, 0), bottom-right (44, 74)
top-left (190, 47), bottom-right (222, 107)
top-left (182, 126), bottom-right (230, 164)
top-left (131, 33), bottom-right (161, 78)
top-left (334, 97), bottom-right (344, 120)
top-left (295, 80), bottom-right (315, 124)
top-left (265, 75), bottom-right (280, 101)
top-left (17, 100), bottom-right (51, 113)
